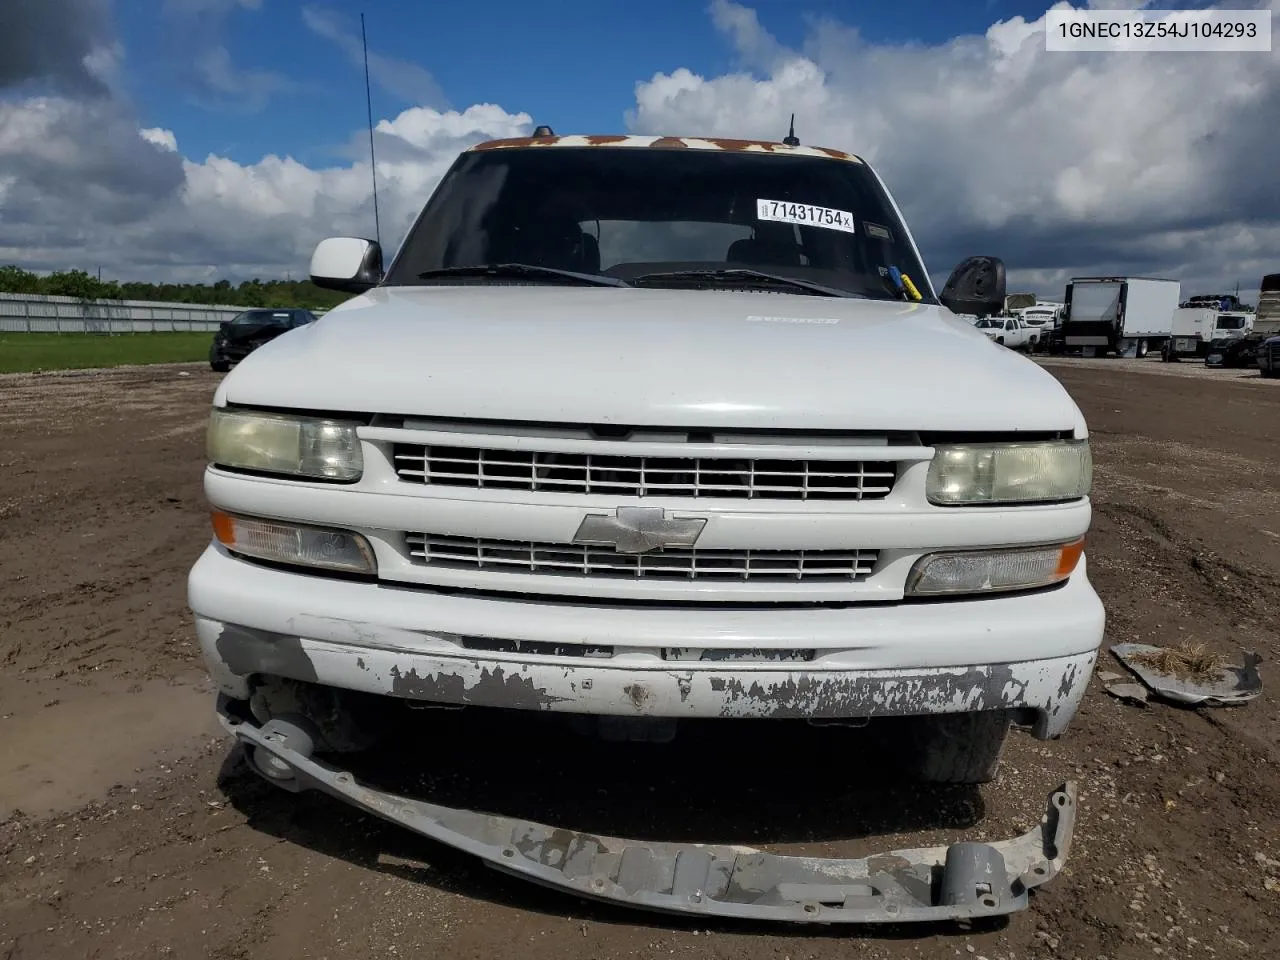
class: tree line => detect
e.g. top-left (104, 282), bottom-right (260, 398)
top-left (0, 266), bottom-right (351, 310)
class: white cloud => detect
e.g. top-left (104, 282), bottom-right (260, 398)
top-left (629, 0), bottom-right (1280, 298)
top-left (140, 127), bottom-right (179, 152)
top-left (302, 5), bottom-right (449, 109)
top-left (193, 45), bottom-right (298, 113)
top-left (0, 96), bottom-right (530, 280)
top-left (160, 0), bottom-right (293, 113)
top-left (161, 0), bottom-right (261, 16)
top-left (709, 0), bottom-right (785, 71)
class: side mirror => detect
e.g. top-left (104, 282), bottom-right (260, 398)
top-left (309, 237), bottom-right (383, 293)
top-left (217, 320), bottom-right (229, 334)
top-left (940, 256), bottom-right (1006, 319)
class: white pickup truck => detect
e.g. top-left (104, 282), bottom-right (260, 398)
top-left (974, 314), bottom-right (1040, 350)
top-left (188, 132), bottom-right (1100, 922)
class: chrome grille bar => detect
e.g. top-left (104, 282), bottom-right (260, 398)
top-left (405, 533), bottom-right (878, 582)
top-left (393, 445), bottom-right (896, 501)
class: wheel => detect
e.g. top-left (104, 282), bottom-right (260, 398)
top-left (900, 711), bottom-right (1012, 784)
top-left (1262, 367), bottom-right (1278, 379)
top-left (210, 359), bottom-right (230, 372)
top-left (995, 336), bottom-right (1005, 345)
top-left (1136, 339), bottom-right (1149, 358)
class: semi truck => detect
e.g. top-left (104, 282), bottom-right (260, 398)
top-left (1060, 276), bottom-right (1181, 358)
top-left (1160, 306), bottom-right (1253, 361)
top-left (1207, 273), bottom-right (1280, 371)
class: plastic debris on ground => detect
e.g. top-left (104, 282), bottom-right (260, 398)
top-left (1109, 643), bottom-right (1263, 707)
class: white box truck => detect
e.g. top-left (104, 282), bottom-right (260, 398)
top-left (1061, 276), bottom-right (1181, 358)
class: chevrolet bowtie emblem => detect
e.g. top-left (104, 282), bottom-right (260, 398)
top-left (572, 506), bottom-right (707, 555)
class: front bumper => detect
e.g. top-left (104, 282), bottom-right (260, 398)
top-left (190, 544), bottom-right (1105, 737)
top-left (222, 699), bottom-right (1078, 924)
top-left (211, 344), bottom-right (256, 363)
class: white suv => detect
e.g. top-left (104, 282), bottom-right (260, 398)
top-left (190, 134), bottom-right (1103, 793)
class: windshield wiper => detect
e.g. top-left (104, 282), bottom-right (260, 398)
top-left (416, 263), bottom-right (629, 288)
top-left (627, 268), bottom-right (864, 299)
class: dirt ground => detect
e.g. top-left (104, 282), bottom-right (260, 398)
top-left (1, 358), bottom-right (1278, 960)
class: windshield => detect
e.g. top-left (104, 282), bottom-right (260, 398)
top-left (1216, 314), bottom-right (1247, 330)
top-left (1068, 282), bottom-right (1122, 323)
top-left (230, 310), bottom-right (294, 327)
top-left (385, 146), bottom-right (934, 302)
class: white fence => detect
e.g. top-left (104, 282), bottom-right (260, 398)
top-left (0, 292), bottom-right (316, 334)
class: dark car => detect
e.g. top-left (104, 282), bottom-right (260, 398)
top-left (1204, 334), bottom-right (1261, 369)
top-left (1258, 335), bottom-right (1280, 378)
top-left (209, 308), bottom-right (319, 372)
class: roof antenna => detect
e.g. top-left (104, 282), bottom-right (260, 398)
top-left (782, 113), bottom-right (800, 147)
top-left (360, 12), bottom-right (382, 249)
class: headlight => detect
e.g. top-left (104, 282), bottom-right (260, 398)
top-left (906, 538), bottom-right (1084, 596)
top-left (926, 439), bottom-right (1091, 505)
top-left (207, 408), bottom-right (363, 481)
top-left (212, 511), bottom-right (377, 574)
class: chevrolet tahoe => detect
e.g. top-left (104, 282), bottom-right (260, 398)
top-left (189, 133), bottom-right (1104, 795)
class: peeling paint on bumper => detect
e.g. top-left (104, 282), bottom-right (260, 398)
top-left (221, 699), bottom-right (1079, 925)
top-left (196, 619), bottom-right (1096, 737)
top-left (190, 544), bottom-right (1104, 737)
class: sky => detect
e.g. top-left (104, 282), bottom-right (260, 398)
top-left (1, 0), bottom-right (1277, 301)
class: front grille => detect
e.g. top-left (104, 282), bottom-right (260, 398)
top-left (405, 533), bottom-right (878, 582)
top-left (392, 444), bottom-right (896, 501)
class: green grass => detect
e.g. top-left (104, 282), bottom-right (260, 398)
top-left (0, 332), bottom-right (212, 374)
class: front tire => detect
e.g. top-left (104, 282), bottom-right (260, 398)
top-left (900, 711), bottom-right (1012, 784)
top-left (210, 358), bottom-right (230, 373)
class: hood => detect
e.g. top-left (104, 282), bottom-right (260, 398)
top-left (216, 286), bottom-right (1086, 434)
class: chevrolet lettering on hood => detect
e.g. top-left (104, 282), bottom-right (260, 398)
top-left (190, 130), bottom-right (1102, 926)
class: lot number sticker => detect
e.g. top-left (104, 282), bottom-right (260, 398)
top-left (757, 198), bottom-right (856, 234)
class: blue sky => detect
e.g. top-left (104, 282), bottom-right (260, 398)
top-left (118, 0), bottom-right (1114, 166)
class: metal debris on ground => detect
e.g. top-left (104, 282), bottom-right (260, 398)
top-left (1103, 682), bottom-right (1151, 705)
top-left (1110, 643), bottom-right (1263, 707)
top-left (222, 700), bottom-right (1079, 926)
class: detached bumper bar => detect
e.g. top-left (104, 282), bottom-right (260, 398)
top-left (220, 699), bottom-right (1078, 925)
